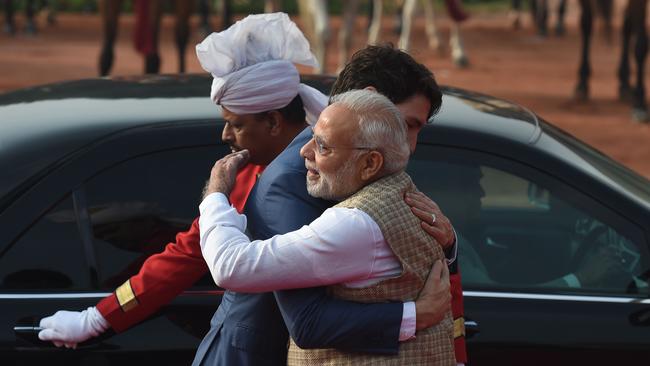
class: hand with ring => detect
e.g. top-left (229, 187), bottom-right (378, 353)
top-left (405, 191), bottom-right (455, 250)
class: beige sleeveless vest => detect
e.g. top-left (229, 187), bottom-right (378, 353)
top-left (287, 171), bottom-right (455, 365)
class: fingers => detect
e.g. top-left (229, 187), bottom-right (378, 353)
top-left (440, 259), bottom-right (450, 283)
top-left (212, 150), bottom-right (250, 173)
top-left (39, 328), bottom-right (70, 347)
top-left (430, 259), bottom-right (444, 281)
top-left (38, 328), bottom-right (57, 342)
top-left (421, 221), bottom-right (449, 246)
top-left (410, 206), bottom-right (434, 225)
top-left (405, 192), bottom-right (441, 212)
top-left (39, 315), bottom-right (53, 329)
top-left (407, 194), bottom-right (455, 248)
top-left (212, 149), bottom-right (248, 166)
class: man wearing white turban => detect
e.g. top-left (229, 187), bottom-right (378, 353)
top-left (196, 12), bottom-right (328, 126)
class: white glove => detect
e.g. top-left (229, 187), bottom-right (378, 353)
top-left (38, 306), bottom-right (109, 349)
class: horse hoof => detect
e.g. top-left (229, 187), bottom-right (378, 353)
top-left (512, 18), bottom-right (521, 31)
top-left (554, 23), bottom-right (565, 37)
top-left (537, 26), bottom-right (548, 38)
top-left (25, 21), bottom-right (37, 35)
top-left (393, 15), bottom-right (402, 35)
top-left (3, 23), bottom-right (15, 35)
top-left (574, 85), bottom-right (589, 102)
top-left (145, 54), bottom-right (161, 74)
top-left (453, 56), bottom-right (469, 68)
top-left (632, 107), bottom-right (650, 123)
top-left (99, 49), bottom-right (114, 76)
top-left (619, 86), bottom-right (633, 102)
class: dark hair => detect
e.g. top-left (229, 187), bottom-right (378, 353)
top-left (255, 95), bottom-right (306, 125)
top-left (331, 44), bottom-right (442, 120)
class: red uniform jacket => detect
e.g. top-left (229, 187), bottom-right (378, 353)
top-left (96, 164), bottom-right (264, 331)
top-left (95, 163), bottom-right (468, 362)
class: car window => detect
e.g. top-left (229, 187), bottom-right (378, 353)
top-left (408, 147), bottom-right (649, 297)
top-left (83, 146), bottom-right (228, 290)
top-left (0, 195), bottom-right (90, 291)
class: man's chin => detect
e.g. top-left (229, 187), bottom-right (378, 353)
top-left (306, 183), bottom-right (325, 199)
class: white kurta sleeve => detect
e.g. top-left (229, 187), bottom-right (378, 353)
top-left (199, 193), bottom-right (383, 293)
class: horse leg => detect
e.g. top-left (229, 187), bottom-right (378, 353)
top-left (297, 0), bottom-right (316, 55)
top-left (313, 0), bottom-right (330, 73)
top-left (298, 0), bottom-right (329, 73)
top-left (368, 0), bottom-right (383, 45)
top-left (264, 0), bottom-right (281, 12)
top-left (174, 0), bottom-right (193, 73)
top-left (423, 0), bottom-right (441, 52)
top-left (144, 0), bottom-right (163, 74)
top-left (554, 0), bottom-right (566, 36)
top-left (450, 23), bottom-right (468, 67)
top-left (510, 0), bottom-right (523, 30)
top-left (221, 0), bottom-right (233, 29)
top-left (98, 0), bottom-right (122, 76)
top-left (25, 0), bottom-right (37, 34)
top-left (596, 0), bottom-right (613, 43)
top-left (338, 0), bottom-right (358, 72)
top-left (398, 0), bottom-right (417, 51)
top-left (46, 0), bottom-right (57, 26)
top-left (198, 0), bottom-right (211, 36)
top-left (574, 0), bottom-right (592, 101)
top-left (617, 3), bottom-right (633, 102)
top-left (3, 0), bottom-right (15, 35)
top-left (630, 0), bottom-right (648, 121)
top-left (534, 0), bottom-right (548, 37)
top-left (443, 0), bottom-right (469, 67)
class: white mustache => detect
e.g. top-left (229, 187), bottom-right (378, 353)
top-left (305, 162), bottom-right (318, 173)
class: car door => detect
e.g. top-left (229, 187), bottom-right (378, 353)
top-left (0, 120), bottom-right (229, 365)
top-left (408, 145), bottom-right (650, 366)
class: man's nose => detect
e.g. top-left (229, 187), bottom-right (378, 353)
top-left (300, 138), bottom-right (316, 160)
top-left (222, 123), bottom-right (233, 142)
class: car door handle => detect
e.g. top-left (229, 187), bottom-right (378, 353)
top-left (14, 322), bottom-right (109, 349)
top-left (14, 326), bottom-right (44, 334)
top-left (14, 320), bottom-right (46, 345)
top-left (464, 319), bottom-right (480, 339)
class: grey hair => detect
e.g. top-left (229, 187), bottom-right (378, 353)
top-left (330, 89), bottom-right (410, 174)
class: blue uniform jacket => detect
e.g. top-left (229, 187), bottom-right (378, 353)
top-left (192, 127), bottom-right (403, 366)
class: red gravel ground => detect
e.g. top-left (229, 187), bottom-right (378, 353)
top-left (1, 3), bottom-right (649, 179)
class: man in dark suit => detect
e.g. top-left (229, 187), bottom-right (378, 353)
top-left (190, 14), bottom-right (455, 364)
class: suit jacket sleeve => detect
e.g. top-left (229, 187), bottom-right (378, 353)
top-left (96, 164), bottom-right (263, 332)
top-left (259, 170), bottom-right (403, 354)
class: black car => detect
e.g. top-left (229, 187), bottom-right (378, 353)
top-left (1, 74), bottom-right (649, 365)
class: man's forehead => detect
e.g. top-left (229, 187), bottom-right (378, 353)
top-left (314, 104), bottom-right (356, 139)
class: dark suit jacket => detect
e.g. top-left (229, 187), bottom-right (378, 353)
top-left (192, 127), bottom-right (403, 366)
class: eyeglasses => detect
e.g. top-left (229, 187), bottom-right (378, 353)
top-left (311, 134), bottom-right (374, 156)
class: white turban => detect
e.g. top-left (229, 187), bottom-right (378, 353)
top-left (195, 12), bottom-right (327, 124)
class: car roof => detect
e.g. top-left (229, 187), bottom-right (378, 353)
top-left (1, 74), bottom-right (648, 213)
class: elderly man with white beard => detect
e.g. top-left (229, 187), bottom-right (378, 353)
top-left (199, 89), bottom-right (456, 365)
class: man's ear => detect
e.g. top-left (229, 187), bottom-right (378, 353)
top-left (266, 110), bottom-right (284, 136)
top-left (363, 86), bottom-right (378, 93)
top-left (360, 151), bottom-right (384, 181)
